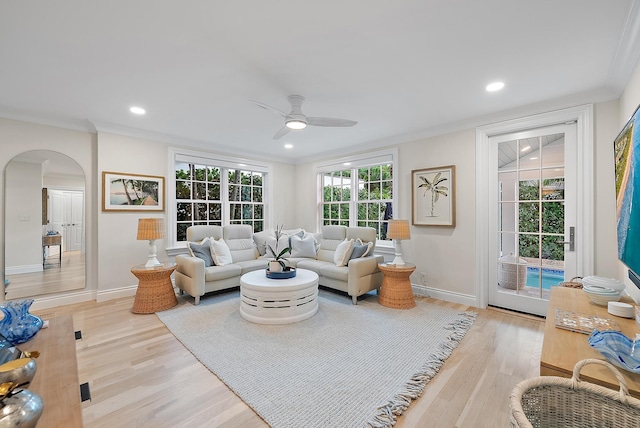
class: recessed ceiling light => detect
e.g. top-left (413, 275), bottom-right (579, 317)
top-left (521, 145), bottom-right (531, 152)
top-left (343, 162), bottom-right (351, 166)
top-left (486, 81), bottom-right (505, 92)
top-left (238, 163), bottom-right (246, 167)
top-left (284, 144), bottom-right (293, 149)
top-left (130, 106), bottom-right (146, 115)
top-left (530, 157), bottom-right (538, 160)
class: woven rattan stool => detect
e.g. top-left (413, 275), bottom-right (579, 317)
top-left (378, 263), bottom-right (416, 309)
top-left (131, 263), bottom-right (178, 314)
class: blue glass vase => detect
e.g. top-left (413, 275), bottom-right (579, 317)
top-left (0, 299), bottom-right (43, 345)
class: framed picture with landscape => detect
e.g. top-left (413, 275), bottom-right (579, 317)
top-left (412, 165), bottom-right (455, 226)
top-left (102, 171), bottom-right (165, 212)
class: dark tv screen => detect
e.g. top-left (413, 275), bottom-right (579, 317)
top-left (614, 104), bottom-right (640, 288)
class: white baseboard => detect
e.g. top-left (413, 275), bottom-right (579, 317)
top-left (6, 264), bottom-right (43, 275)
top-left (31, 290), bottom-right (96, 311)
top-left (412, 284), bottom-right (477, 307)
top-left (96, 285), bottom-right (138, 302)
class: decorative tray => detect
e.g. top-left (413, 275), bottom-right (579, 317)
top-left (266, 268), bottom-right (296, 279)
top-left (554, 309), bottom-right (620, 334)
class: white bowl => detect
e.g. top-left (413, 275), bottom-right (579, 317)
top-left (582, 276), bottom-right (625, 291)
top-left (608, 302), bottom-right (634, 318)
top-left (583, 284), bottom-right (620, 295)
top-left (583, 289), bottom-right (621, 306)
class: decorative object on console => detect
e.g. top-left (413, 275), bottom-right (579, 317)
top-left (102, 171), bottom-right (164, 212)
top-left (0, 376), bottom-right (44, 428)
top-left (412, 165), bottom-right (455, 226)
top-left (0, 300), bottom-right (43, 345)
top-left (137, 218), bottom-right (165, 268)
top-left (387, 219), bottom-right (411, 266)
top-left (588, 330), bottom-right (640, 373)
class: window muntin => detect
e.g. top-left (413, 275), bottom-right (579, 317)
top-left (320, 162), bottom-right (393, 240)
top-left (175, 161), bottom-right (265, 242)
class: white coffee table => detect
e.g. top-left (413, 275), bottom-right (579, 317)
top-left (239, 268), bottom-right (319, 324)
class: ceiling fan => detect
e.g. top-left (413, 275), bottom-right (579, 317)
top-left (250, 95), bottom-right (357, 139)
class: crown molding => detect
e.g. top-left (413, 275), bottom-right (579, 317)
top-left (606, 0), bottom-right (640, 95)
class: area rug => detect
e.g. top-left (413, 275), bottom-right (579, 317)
top-left (156, 290), bottom-right (476, 428)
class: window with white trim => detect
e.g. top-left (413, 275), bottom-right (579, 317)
top-left (170, 149), bottom-right (269, 244)
top-left (317, 149), bottom-right (397, 241)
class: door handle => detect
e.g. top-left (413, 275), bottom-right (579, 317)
top-left (556, 226), bottom-right (575, 252)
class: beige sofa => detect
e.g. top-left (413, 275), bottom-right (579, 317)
top-left (174, 224), bottom-right (383, 305)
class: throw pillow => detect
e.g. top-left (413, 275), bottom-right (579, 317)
top-left (210, 238), bottom-right (233, 266)
top-left (290, 233), bottom-right (317, 258)
top-left (355, 238), bottom-right (373, 257)
top-left (187, 238), bottom-right (214, 267)
top-left (348, 241), bottom-right (370, 261)
top-left (252, 229), bottom-right (273, 256)
top-left (333, 238), bottom-right (355, 267)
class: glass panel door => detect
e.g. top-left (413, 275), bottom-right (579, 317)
top-left (489, 124), bottom-right (577, 316)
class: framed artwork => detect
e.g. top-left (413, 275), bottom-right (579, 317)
top-left (412, 165), bottom-right (455, 226)
top-left (102, 171), bottom-right (165, 212)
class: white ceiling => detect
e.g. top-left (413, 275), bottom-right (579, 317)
top-left (1, 1), bottom-right (639, 164)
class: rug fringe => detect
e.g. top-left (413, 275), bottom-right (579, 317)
top-left (366, 311), bottom-right (477, 428)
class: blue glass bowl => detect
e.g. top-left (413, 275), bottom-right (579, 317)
top-left (588, 330), bottom-right (640, 373)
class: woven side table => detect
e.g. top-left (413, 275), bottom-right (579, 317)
top-left (131, 263), bottom-right (178, 314)
top-left (378, 263), bottom-right (416, 309)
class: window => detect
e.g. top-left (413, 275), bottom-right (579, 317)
top-left (317, 149), bottom-right (396, 241)
top-left (170, 149), bottom-right (270, 245)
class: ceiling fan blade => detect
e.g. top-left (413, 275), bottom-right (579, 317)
top-left (273, 126), bottom-right (290, 140)
top-left (249, 100), bottom-right (286, 117)
top-left (307, 117), bottom-right (357, 127)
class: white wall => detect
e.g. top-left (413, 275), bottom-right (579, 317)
top-left (5, 161), bottom-right (43, 272)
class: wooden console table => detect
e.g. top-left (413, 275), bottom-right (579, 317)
top-left (42, 234), bottom-right (62, 268)
top-left (22, 315), bottom-right (83, 427)
top-left (541, 286), bottom-right (640, 398)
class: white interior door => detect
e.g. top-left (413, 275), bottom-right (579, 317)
top-left (48, 190), bottom-right (64, 257)
top-left (63, 191), bottom-right (83, 252)
top-left (487, 123), bottom-right (578, 316)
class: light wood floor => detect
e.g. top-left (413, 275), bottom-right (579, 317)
top-left (32, 293), bottom-right (545, 428)
top-left (5, 250), bottom-right (85, 299)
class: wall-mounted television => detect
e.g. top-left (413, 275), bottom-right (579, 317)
top-left (614, 103), bottom-right (640, 288)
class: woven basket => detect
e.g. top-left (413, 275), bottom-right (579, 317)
top-left (498, 254), bottom-right (527, 290)
top-left (510, 359), bottom-right (640, 427)
top-left (559, 276), bottom-right (583, 289)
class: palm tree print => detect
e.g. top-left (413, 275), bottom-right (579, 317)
top-left (418, 173), bottom-right (448, 217)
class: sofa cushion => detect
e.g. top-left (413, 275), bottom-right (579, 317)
top-left (210, 238), bottom-right (233, 266)
top-left (226, 238), bottom-right (259, 262)
top-left (187, 225), bottom-right (223, 242)
top-left (204, 264), bottom-right (242, 281)
top-left (334, 239), bottom-right (355, 267)
top-left (187, 238), bottom-right (214, 267)
top-left (290, 233), bottom-right (317, 258)
top-left (319, 263), bottom-right (349, 281)
top-left (297, 259), bottom-right (330, 275)
top-left (236, 259), bottom-right (268, 274)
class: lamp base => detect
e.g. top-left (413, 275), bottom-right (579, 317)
top-left (391, 255), bottom-right (406, 266)
top-left (145, 239), bottom-right (162, 268)
top-left (145, 257), bottom-right (162, 268)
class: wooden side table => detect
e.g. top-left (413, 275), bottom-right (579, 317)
top-left (131, 262), bottom-right (178, 314)
top-left (378, 263), bottom-right (417, 309)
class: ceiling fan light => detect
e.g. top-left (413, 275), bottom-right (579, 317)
top-left (286, 120), bottom-right (307, 130)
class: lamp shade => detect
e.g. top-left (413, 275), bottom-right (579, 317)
top-left (388, 220), bottom-right (410, 240)
top-left (137, 218), bottom-right (165, 241)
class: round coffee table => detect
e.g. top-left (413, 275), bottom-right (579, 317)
top-left (239, 268), bottom-right (319, 324)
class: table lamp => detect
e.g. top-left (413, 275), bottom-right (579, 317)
top-left (388, 219), bottom-right (410, 265)
top-left (137, 218), bottom-right (165, 267)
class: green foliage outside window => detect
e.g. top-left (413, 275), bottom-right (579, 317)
top-left (321, 164), bottom-right (393, 239)
top-left (518, 178), bottom-right (565, 260)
